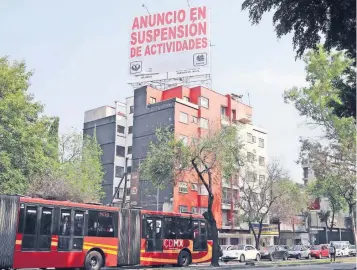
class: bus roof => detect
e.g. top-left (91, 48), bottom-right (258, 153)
top-left (18, 196), bottom-right (204, 219)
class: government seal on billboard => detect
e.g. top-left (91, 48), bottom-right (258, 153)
top-left (128, 6), bottom-right (210, 83)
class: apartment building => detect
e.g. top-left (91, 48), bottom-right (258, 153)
top-left (82, 85), bottom-right (271, 245)
top-left (83, 97), bottom-right (134, 205)
top-left (127, 85), bottom-right (270, 245)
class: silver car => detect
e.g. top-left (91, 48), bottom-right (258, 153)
top-left (288, 245), bottom-right (311, 260)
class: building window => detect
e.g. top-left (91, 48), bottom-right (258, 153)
top-left (183, 96), bottom-right (190, 102)
top-left (247, 171), bottom-right (257, 181)
top-left (179, 205), bottom-right (188, 213)
top-left (127, 166), bottom-right (132, 173)
top-left (191, 183), bottom-right (198, 191)
top-left (200, 118), bottom-right (208, 129)
top-left (252, 136), bottom-right (256, 143)
top-left (116, 146), bottom-right (125, 157)
top-left (303, 167), bottom-right (309, 179)
top-left (179, 112), bottom-right (188, 124)
top-left (192, 116), bottom-right (198, 124)
top-left (178, 182), bottom-right (188, 193)
top-left (127, 146), bottom-right (132, 155)
top-left (179, 135), bottom-right (188, 145)
top-left (259, 156), bottom-right (265, 166)
top-left (129, 106), bottom-right (134, 114)
top-left (247, 152), bottom-right (254, 162)
top-left (247, 133), bottom-right (253, 143)
top-left (128, 126), bottom-right (133, 134)
top-left (246, 238), bottom-right (252, 245)
top-left (221, 106), bottom-right (226, 116)
top-left (149, 97), bottom-right (156, 104)
top-left (199, 207), bottom-right (208, 214)
top-left (117, 125), bottom-right (125, 134)
top-left (199, 185), bottom-right (208, 195)
top-left (232, 109), bottom-right (236, 121)
top-left (199, 96), bottom-right (209, 108)
top-left (191, 207), bottom-right (197, 213)
top-left (115, 166), bottom-right (125, 178)
top-left (259, 175), bottom-right (265, 182)
top-left (259, 138), bottom-right (264, 148)
top-left (116, 188), bottom-right (124, 199)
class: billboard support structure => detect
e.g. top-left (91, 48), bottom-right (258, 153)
top-left (128, 5), bottom-right (212, 90)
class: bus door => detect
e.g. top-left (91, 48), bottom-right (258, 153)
top-left (143, 215), bottom-right (163, 252)
top-left (21, 204), bottom-right (54, 251)
top-left (0, 195), bottom-right (19, 269)
top-left (193, 220), bottom-right (208, 251)
top-left (118, 209), bottom-right (141, 266)
top-left (58, 208), bottom-right (85, 251)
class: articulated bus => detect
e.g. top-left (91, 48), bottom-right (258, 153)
top-left (0, 195), bottom-right (212, 270)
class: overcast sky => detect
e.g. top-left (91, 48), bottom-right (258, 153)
top-left (0, 0), bottom-right (321, 182)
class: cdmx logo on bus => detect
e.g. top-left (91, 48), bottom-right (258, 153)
top-left (130, 61), bottom-right (142, 74)
top-left (163, 239), bottom-right (184, 249)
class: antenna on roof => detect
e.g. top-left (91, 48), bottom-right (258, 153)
top-left (142, 3), bottom-right (150, 14)
top-left (186, 0), bottom-right (190, 7)
top-left (247, 91), bottom-right (251, 106)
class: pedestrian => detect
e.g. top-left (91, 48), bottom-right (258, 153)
top-left (329, 243), bottom-right (336, 262)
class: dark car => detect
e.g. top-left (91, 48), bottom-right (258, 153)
top-left (259, 245), bottom-right (289, 261)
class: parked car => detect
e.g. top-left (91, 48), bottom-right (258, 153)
top-left (221, 244), bottom-right (261, 262)
top-left (219, 245), bottom-right (231, 260)
top-left (335, 244), bottom-right (350, 257)
top-left (288, 245), bottom-right (312, 260)
top-left (349, 245), bottom-right (356, 257)
top-left (260, 245), bottom-right (289, 261)
top-left (310, 245), bottom-right (329, 259)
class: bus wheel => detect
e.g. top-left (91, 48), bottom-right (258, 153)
top-left (178, 250), bottom-right (191, 267)
top-left (85, 250), bottom-right (103, 270)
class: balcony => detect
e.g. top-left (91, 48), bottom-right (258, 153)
top-left (233, 114), bottom-right (252, 124)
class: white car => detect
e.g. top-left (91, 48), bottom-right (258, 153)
top-left (349, 245), bottom-right (356, 256)
top-left (335, 244), bottom-right (349, 257)
top-left (222, 244), bottom-right (261, 262)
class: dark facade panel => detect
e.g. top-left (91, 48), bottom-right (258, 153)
top-left (102, 164), bottom-right (114, 186)
top-left (131, 87), bottom-right (176, 210)
top-left (100, 142), bottom-right (115, 165)
top-left (83, 115), bottom-right (115, 146)
top-left (102, 184), bottom-right (114, 205)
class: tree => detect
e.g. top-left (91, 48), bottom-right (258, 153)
top-left (242, 0), bottom-right (356, 118)
top-left (27, 130), bottom-right (105, 203)
top-left (0, 57), bottom-right (56, 195)
top-left (270, 182), bottom-right (308, 244)
top-left (140, 125), bottom-right (243, 267)
top-left (284, 46), bottom-right (356, 243)
top-left (307, 176), bottom-right (346, 243)
top-left (237, 158), bottom-right (290, 249)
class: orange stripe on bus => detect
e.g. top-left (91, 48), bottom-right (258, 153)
top-left (140, 257), bottom-right (177, 263)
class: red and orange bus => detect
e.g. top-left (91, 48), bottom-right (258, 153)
top-left (0, 195), bottom-right (212, 270)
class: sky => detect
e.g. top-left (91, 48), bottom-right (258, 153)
top-left (0, 0), bottom-right (320, 183)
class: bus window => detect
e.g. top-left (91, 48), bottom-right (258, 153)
top-left (178, 218), bottom-right (192, 239)
top-left (73, 211), bottom-right (84, 250)
top-left (145, 219), bottom-right (154, 239)
top-left (59, 210), bottom-right (71, 236)
top-left (58, 210), bottom-right (71, 251)
top-left (88, 211), bottom-right (98, 236)
top-left (39, 208), bottom-right (53, 250)
top-left (155, 220), bottom-right (162, 238)
top-left (164, 217), bottom-right (177, 239)
top-left (97, 212), bottom-right (114, 237)
top-left (22, 206), bottom-right (37, 249)
top-left (199, 221), bottom-right (208, 250)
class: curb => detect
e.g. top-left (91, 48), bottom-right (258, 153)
top-left (187, 261), bottom-right (346, 270)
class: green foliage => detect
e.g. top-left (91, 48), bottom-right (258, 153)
top-left (271, 180), bottom-right (308, 223)
top-left (28, 131), bottom-right (105, 203)
top-left (284, 46), bottom-right (356, 237)
top-left (0, 57), bottom-right (56, 195)
top-left (242, 0), bottom-right (356, 118)
top-left (140, 126), bottom-right (190, 189)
